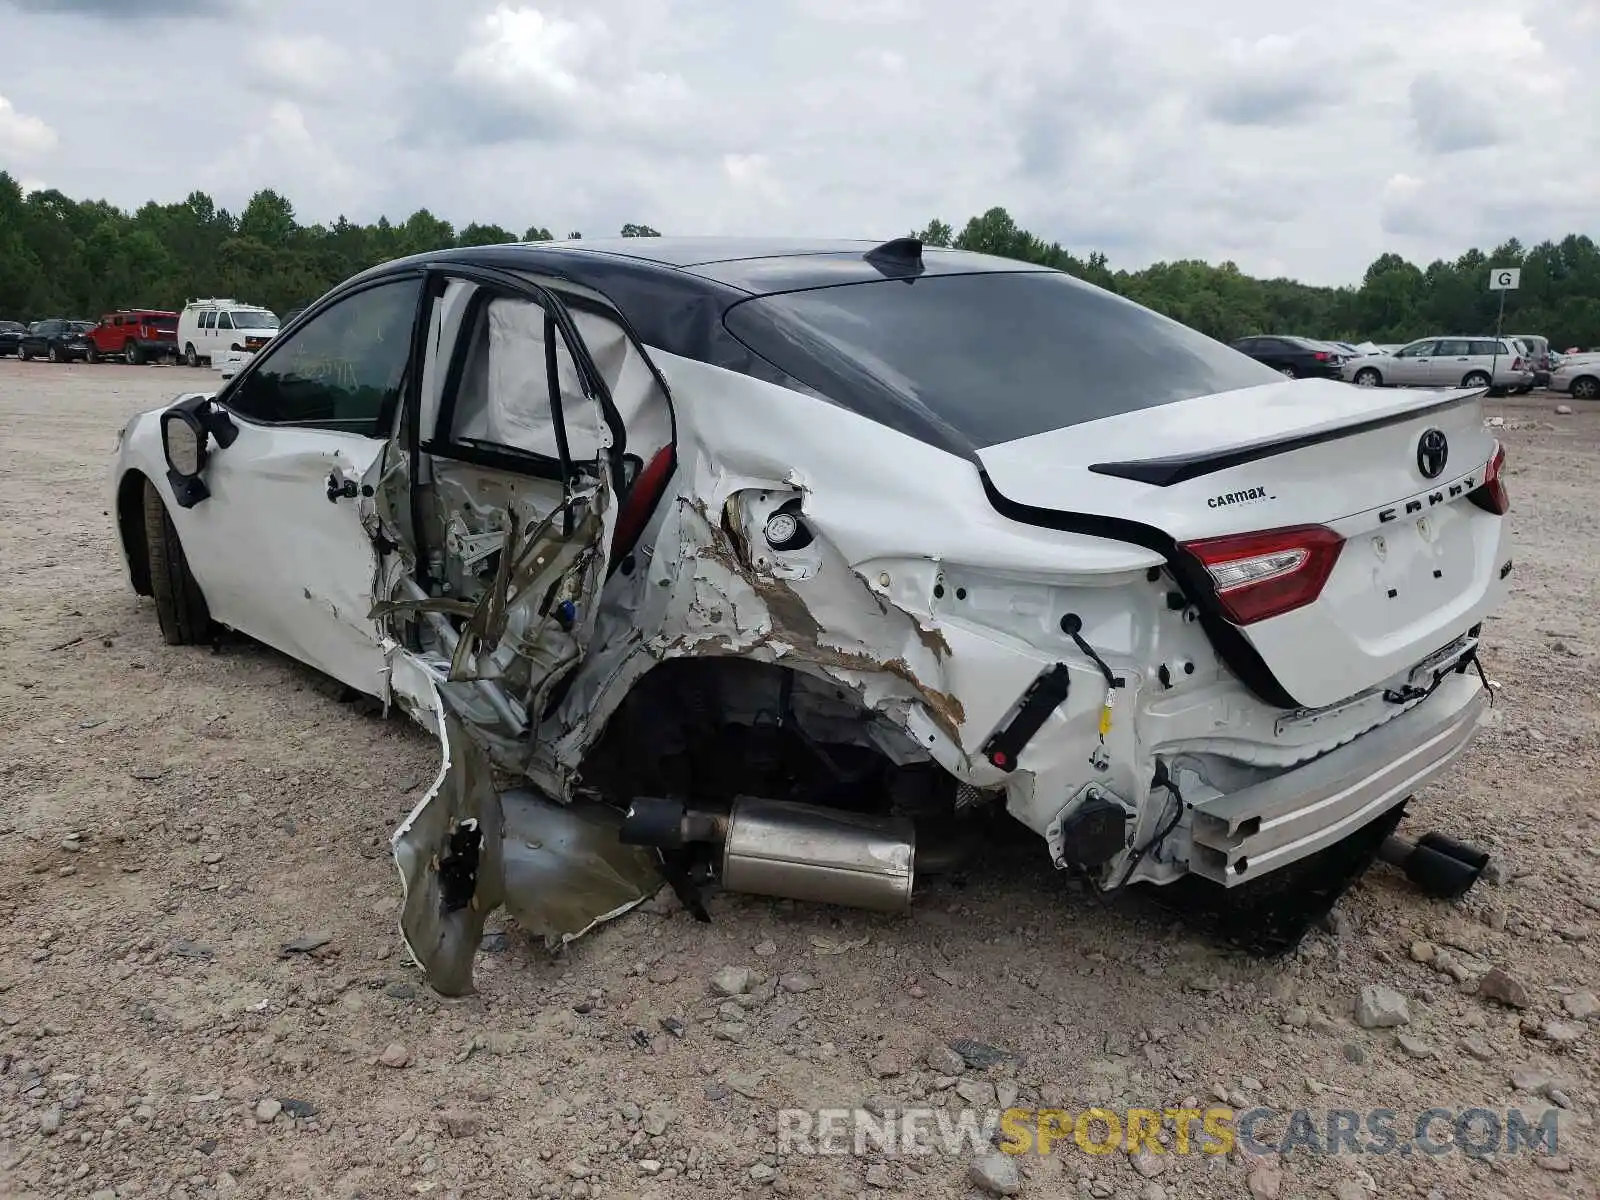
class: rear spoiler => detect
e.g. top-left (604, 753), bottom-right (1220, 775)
top-left (1089, 389), bottom-right (1482, 487)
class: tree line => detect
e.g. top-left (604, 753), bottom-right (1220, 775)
top-left (2, 170), bottom-right (1596, 349)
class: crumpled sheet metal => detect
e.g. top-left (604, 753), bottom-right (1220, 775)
top-left (389, 666), bottom-right (659, 997)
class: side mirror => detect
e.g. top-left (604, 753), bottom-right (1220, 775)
top-left (161, 408), bottom-right (211, 508)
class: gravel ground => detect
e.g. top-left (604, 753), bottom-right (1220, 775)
top-left (0, 359), bottom-right (1595, 1200)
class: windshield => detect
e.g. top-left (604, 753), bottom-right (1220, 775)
top-left (231, 309), bottom-right (279, 329)
top-left (69, 322), bottom-right (95, 333)
top-left (723, 271), bottom-right (1282, 451)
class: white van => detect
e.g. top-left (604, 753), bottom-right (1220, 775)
top-left (177, 299), bottom-right (281, 367)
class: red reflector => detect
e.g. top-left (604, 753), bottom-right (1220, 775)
top-left (1181, 525), bottom-right (1345, 625)
top-left (1470, 441), bottom-right (1509, 515)
top-left (611, 443), bottom-right (676, 561)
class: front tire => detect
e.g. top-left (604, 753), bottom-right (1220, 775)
top-left (1573, 376), bottom-right (1600, 401)
top-left (1354, 367), bottom-right (1381, 387)
top-left (85, 344), bottom-right (99, 364)
top-left (141, 478), bottom-right (212, 646)
top-left (184, 343), bottom-right (199, 368)
top-left (1279, 366), bottom-right (1297, 379)
top-left (20, 347), bottom-right (32, 361)
top-left (1463, 371), bottom-right (1490, 390)
top-left (47, 344), bottom-right (61, 363)
top-left (126, 342), bottom-right (143, 366)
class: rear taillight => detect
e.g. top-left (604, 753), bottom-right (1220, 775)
top-left (1511, 357), bottom-right (1524, 371)
top-left (1181, 525), bottom-right (1345, 625)
top-left (1313, 351), bottom-right (1330, 361)
top-left (1470, 442), bottom-right (1509, 515)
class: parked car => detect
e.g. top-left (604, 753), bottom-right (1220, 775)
top-left (19, 319), bottom-right (95, 362)
top-left (0, 320), bottom-right (25, 357)
top-left (1548, 356), bottom-right (1600, 401)
top-left (177, 299), bottom-right (280, 367)
top-left (1506, 333), bottom-right (1551, 388)
top-left (1344, 337), bottom-right (1533, 392)
top-left (109, 236), bottom-right (1511, 993)
top-left (86, 310), bottom-right (179, 365)
top-left (1228, 335), bottom-right (1347, 379)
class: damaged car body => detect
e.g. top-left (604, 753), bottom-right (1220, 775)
top-left (110, 237), bottom-right (1512, 995)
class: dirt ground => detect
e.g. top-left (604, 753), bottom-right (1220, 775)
top-left (0, 359), bottom-right (1595, 1200)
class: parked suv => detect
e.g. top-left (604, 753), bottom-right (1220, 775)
top-left (86, 310), bottom-right (179, 365)
top-left (0, 320), bottom-right (25, 357)
top-left (1228, 335), bottom-right (1346, 379)
top-left (19, 319), bottom-right (95, 362)
top-left (1343, 337), bottom-right (1533, 392)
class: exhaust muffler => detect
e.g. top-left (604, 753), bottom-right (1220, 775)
top-left (1378, 831), bottom-right (1491, 899)
top-left (621, 795), bottom-right (916, 913)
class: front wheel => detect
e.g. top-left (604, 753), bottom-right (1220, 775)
top-left (47, 344), bottom-right (61, 363)
top-left (1572, 377), bottom-right (1600, 401)
top-left (141, 478), bottom-right (212, 645)
top-left (126, 342), bottom-right (143, 366)
top-left (1279, 366), bottom-right (1297, 379)
top-left (20, 347), bottom-right (32, 361)
top-left (85, 344), bottom-right (99, 364)
top-left (184, 343), bottom-right (199, 368)
top-left (1462, 371), bottom-right (1490, 390)
top-left (1354, 368), bottom-right (1381, 387)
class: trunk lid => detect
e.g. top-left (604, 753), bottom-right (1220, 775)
top-left (978, 378), bottom-right (1510, 708)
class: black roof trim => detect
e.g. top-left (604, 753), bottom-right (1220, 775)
top-left (1088, 390), bottom-right (1482, 487)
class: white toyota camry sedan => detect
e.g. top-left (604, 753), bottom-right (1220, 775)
top-left (109, 237), bottom-right (1513, 994)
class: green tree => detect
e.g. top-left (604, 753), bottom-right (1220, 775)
top-left (2, 170), bottom-right (1597, 348)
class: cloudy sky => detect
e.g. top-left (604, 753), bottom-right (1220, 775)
top-left (0, 0), bottom-right (1594, 284)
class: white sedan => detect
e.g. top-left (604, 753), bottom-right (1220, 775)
top-left (109, 237), bottom-right (1512, 994)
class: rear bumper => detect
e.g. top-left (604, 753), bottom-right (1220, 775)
top-left (1185, 671), bottom-right (1490, 886)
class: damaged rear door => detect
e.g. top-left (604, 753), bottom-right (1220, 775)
top-left (382, 266), bottom-right (676, 994)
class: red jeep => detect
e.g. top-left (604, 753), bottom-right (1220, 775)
top-left (86, 310), bottom-right (179, 365)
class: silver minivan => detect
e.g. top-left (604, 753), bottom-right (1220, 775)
top-left (1342, 337), bottom-right (1534, 391)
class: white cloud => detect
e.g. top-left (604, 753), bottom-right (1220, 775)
top-left (0, 93), bottom-right (56, 158)
top-left (247, 34), bottom-right (358, 102)
top-left (440, 4), bottom-right (694, 144)
top-left (202, 99), bottom-right (361, 218)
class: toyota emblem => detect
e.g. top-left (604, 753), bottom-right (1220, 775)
top-left (1416, 428), bottom-right (1449, 479)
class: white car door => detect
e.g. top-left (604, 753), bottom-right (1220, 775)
top-left (384, 265), bottom-right (678, 995)
top-left (1389, 340), bottom-right (1436, 385)
top-left (163, 276), bottom-right (426, 695)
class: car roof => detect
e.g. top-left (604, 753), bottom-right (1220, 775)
top-left (365, 237), bottom-right (1049, 298)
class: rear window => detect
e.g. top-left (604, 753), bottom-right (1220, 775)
top-left (723, 272), bottom-right (1281, 450)
top-left (145, 315), bottom-right (177, 330)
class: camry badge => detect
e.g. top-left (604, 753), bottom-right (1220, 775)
top-left (1416, 429), bottom-right (1449, 480)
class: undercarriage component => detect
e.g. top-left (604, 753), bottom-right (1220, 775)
top-left (620, 794), bottom-right (916, 912)
top-left (1143, 800), bottom-right (1408, 957)
top-left (1049, 791), bottom-right (1131, 872)
top-left (1377, 831), bottom-right (1491, 899)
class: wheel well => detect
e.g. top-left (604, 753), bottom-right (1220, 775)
top-left (117, 470), bottom-right (153, 596)
top-left (573, 657), bottom-right (949, 815)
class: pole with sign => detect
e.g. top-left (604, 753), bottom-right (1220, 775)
top-left (1488, 267), bottom-right (1520, 385)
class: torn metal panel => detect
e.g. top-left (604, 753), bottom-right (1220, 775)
top-left (390, 671), bottom-right (660, 997)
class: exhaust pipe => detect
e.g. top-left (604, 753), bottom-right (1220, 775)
top-left (621, 795), bottom-right (916, 913)
top-left (1378, 831), bottom-right (1491, 900)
